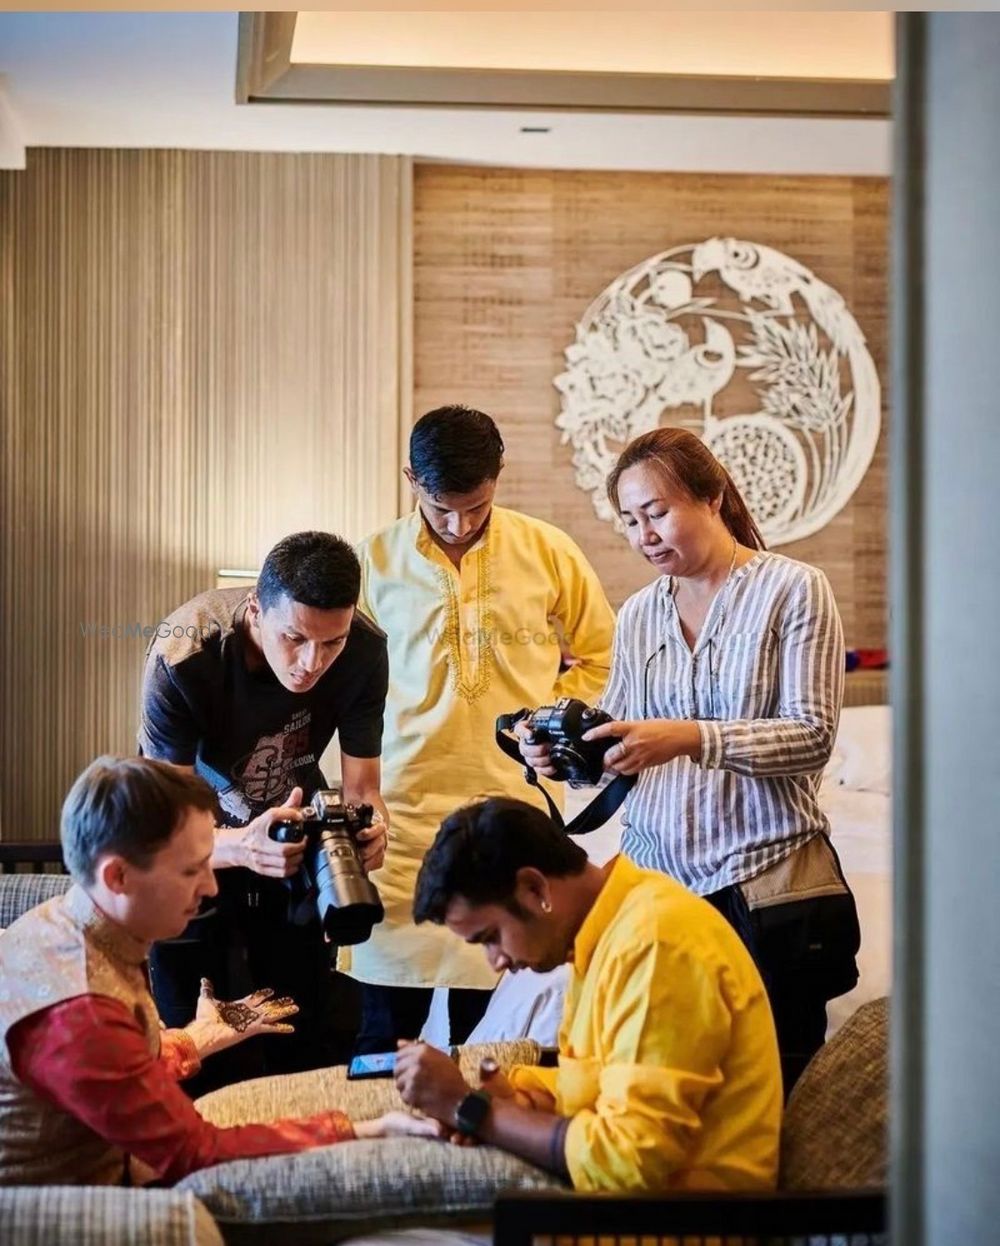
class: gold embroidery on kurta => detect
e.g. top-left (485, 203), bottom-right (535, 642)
top-left (436, 542), bottom-right (495, 703)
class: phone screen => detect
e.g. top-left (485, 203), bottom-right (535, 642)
top-left (347, 1051), bottom-right (397, 1079)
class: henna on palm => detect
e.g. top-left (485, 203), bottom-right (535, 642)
top-left (200, 978), bottom-right (298, 1032)
top-left (215, 1000), bottom-right (258, 1032)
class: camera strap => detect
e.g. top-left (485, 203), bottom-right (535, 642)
top-left (494, 711), bottom-right (635, 837)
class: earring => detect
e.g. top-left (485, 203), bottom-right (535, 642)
top-left (540, 898), bottom-right (552, 914)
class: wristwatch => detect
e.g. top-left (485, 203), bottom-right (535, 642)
top-left (454, 1089), bottom-right (492, 1137)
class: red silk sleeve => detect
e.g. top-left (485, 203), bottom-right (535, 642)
top-left (9, 995), bottom-right (355, 1184)
top-left (159, 1028), bottom-right (202, 1082)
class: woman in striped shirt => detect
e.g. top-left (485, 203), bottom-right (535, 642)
top-left (523, 427), bottom-right (860, 1092)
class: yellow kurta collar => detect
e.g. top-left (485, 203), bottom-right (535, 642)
top-left (572, 855), bottom-right (644, 977)
top-left (412, 505), bottom-right (495, 567)
top-left (63, 884), bottom-right (151, 968)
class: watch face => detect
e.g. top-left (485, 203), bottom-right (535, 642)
top-left (457, 1090), bottom-right (491, 1135)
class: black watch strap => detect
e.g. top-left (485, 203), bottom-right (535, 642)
top-left (454, 1089), bottom-right (492, 1137)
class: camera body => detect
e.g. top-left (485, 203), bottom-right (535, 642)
top-left (525, 697), bottom-right (620, 787)
top-left (269, 789), bottom-right (384, 946)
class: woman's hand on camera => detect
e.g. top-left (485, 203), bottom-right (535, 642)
top-left (582, 719), bottom-right (702, 775)
top-left (514, 721), bottom-right (558, 778)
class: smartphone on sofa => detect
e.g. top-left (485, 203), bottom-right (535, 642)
top-left (347, 1051), bottom-right (397, 1080)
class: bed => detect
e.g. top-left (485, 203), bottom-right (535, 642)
top-left (425, 694), bottom-right (892, 1047)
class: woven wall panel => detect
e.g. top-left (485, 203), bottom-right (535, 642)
top-left (413, 164), bottom-right (888, 645)
top-left (0, 149), bottom-right (411, 839)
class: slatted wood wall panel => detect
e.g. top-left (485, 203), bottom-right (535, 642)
top-left (0, 149), bottom-right (411, 839)
top-left (413, 165), bottom-right (888, 644)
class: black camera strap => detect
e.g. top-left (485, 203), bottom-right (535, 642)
top-left (494, 710), bottom-right (636, 837)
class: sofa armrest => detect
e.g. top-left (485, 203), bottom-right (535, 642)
top-left (0, 1186), bottom-right (223, 1246)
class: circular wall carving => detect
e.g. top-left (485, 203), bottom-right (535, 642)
top-left (554, 238), bottom-right (880, 545)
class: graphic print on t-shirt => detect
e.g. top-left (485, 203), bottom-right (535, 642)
top-left (220, 708), bottom-right (318, 822)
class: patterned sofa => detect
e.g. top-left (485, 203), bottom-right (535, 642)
top-left (0, 857), bottom-right (887, 1246)
top-left (0, 864), bottom-right (556, 1244)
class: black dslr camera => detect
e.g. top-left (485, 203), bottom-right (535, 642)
top-left (496, 698), bottom-right (635, 835)
top-left (268, 789), bottom-right (384, 946)
top-left (513, 697), bottom-right (621, 787)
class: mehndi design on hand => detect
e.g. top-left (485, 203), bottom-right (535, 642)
top-left (200, 979), bottom-right (298, 1033)
top-left (215, 1000), bottom-right (258, 1032)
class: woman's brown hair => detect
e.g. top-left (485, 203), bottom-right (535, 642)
top-left (606, 427), bottom-right (766, 550)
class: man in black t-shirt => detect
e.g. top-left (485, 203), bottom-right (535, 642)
top-left (139, 531), bottom-right (389, 1086)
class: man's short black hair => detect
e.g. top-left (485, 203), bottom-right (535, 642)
top-left (409, 405), bottom-right (505, 497)
top-left (62, 756), bottom-right (219, 885)
top-left (413, 797), bottom-right (588, 925)
top-left (256, 531), bottom-right (360, 612)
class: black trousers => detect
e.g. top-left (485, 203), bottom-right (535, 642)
top-left (354, 982), bottom-right (493, 1055)
top-left (150, 869), bottom-right (359, 1094)
top-left (705, 882), bottom-right (861, 1098)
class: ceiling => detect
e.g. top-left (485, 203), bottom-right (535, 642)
top-left (0, 11), bottom-right (892, 175)
top-left (291, 11), bottom-right (894, 80)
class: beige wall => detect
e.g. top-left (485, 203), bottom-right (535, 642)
top-left (0, 148), bottom-right (411, 838)
top-left (0, 150), bottom-right (889, 840)
top-left (413, 163), bottom-right (889, 644)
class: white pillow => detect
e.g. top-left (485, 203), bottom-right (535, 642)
top-left (824, 704), bottom-right (891, 795)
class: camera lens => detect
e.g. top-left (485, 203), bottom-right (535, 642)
top-left (311, 825), bottom-right (384, 945)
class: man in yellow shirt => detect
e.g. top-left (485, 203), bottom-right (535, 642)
top-left (347, 406), bottom-right (616, 1052)
top-left (395, 797), bottom-right (782, 1192)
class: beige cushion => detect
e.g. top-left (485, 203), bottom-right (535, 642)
top-left (0, 1186), bottom-right (222, 1246)
top-left (196, 1041), bottom-right (542, 1126)
top-left (780, 996), bottom-right (888, 1189)
top-left (185, 1041), bottom-right (561, 1244)
top-left (177, 1137), bottom-right (560, 1245)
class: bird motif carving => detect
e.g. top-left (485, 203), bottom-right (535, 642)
top-left (651, 317), bottom-right (735, 422)
top-left (692, 238), bottom-right (812, 315)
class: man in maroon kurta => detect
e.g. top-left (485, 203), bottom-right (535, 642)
top-left (0, 756), bottom-right (433, 1186)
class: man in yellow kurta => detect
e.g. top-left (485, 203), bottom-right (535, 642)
top-left (345, 405), bottom-right (615, 1051)
top-left (395, 796), bottom-right (781, 1192)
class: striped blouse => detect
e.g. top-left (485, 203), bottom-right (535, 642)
top-left (599, 550), bottom-right (845, 895)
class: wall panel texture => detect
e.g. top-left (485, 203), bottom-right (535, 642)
top-left (1, 149), bottom-right (411, 837)
top-left (413, 164), bottom-right (888, 641)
